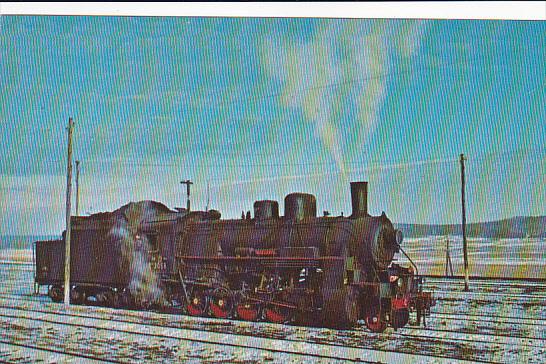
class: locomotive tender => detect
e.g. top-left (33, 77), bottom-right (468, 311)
top-left (35, 181), bottom-right (434, 332)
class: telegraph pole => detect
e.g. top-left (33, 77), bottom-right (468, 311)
top-left (460, 153), bottom-right (469, 291)
top-left (75, 160), bottom-right (80, 216)
top-left (205, 180), bottom-right (210, 212)
top-left (445, 236), bottom-right (454, 277)
top-left (64, 118), bottom-right (74, 305)
top-left (180, 180), bottom-right (193, 212)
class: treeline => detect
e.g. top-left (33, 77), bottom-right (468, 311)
top-left (396, 216), bottom-right (546, 238)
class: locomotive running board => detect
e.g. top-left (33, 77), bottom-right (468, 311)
top-left (177, 255), bottom-right (343, 268)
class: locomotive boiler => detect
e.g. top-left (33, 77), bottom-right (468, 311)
top-left (35, 181), bottom-right (434, 332)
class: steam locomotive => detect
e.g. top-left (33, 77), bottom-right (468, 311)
top-left (35, 182), bottom-right (434, 332)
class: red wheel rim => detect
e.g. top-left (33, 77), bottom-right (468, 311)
top-left (236, 303), bottom-right (259, 321)
top-left (210, 298), bottom-right (231, 319)
top-left (264, 306), bottom-right (289, 324)
top-left (365, 313), bottom-right (386, 333)
top-left (187, 294), bottom-right (206, 316)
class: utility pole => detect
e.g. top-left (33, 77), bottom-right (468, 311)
top-left (205, 180), bottom-right (210, 212)
top-left (180, 180), bottom-right (193, 212)
top-left (460, 153), bottom-right (469, 291)
top-left (64, 118), bottom-right (74, 305)
top-left (445, 236), bottom-right (454, 277)
top-left (75, 160), bottom-right (80, 216)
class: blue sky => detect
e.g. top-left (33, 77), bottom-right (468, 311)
top-left (0, 16), bottom-right (544, 234)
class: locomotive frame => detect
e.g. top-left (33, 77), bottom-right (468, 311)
top-left (35, 181), bottom-right (434, 332)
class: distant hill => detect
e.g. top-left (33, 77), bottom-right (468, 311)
top-left (396, 216), bottom-right (546, 238)
top-left (1, 216), bottom-right (544, 247)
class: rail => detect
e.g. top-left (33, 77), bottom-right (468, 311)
top-left (420, 274), bottom-right (546, 283)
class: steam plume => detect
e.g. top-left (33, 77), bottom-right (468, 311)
top-left (108, 201), bottom-right (166, 307)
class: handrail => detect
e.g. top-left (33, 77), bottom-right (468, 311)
top-left (398, 245), bottom-right (419, 277)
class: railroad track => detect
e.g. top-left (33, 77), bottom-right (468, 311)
top-left (0, 305), bottom-right (467, 364)
top-left (423, 280), bottom-right (546, 295)
top-left (423, 280), bottom-right (546, 290)
top-left (2, 265), bottom-right (545, 363)
top-left (0, 293), bottom-right (48, 304)
top-left (0, 340), bottom-right (118, 363)
top-left (427, 289), bottom-right (546, 301)
top-left (2, 293), bottom-right (545, 338)
top-left (13, 302), bottom-right (546, 347)
top-left (430, 311), bottom-right (546, 326)
top-left (3, 286), bottom-right (546, 325)
top-left (3, 300), bottom-right (542, 347)
top-left (423, 277), bottom-right (546, 286)
top-left (399, 324), bottom-right (545, 348)
top-left (0, 298), bottom-right (542, 363)
top-left (3, 291), bottom-right (545, 331)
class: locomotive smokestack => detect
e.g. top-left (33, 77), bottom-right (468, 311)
top-left (350, 182), bottom-right (368, 218)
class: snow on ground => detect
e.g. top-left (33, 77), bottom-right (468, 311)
top-left (0, 305), bottom-right (456, 364)
top-left (0, 264), bottom-right (545, 362)
top-left (0, 237), bottom-right (545, 363)
top-left (398, 236), bottom-right (545, 279)
top-left (0, 342), bottom-right (107, 364)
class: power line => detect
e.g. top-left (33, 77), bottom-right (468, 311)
top-left (6, 148), bottom-right (543, 188)
top-left (185, 53), bottom-right (526, 110)
top-left (24, 147), bottom-right (544, 173)
top-left (467, 147), bottom-right (546, 163)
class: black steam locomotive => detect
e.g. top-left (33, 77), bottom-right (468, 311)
top-left (35, 182), bottom-right (434, 332)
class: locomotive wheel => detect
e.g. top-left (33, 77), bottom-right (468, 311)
top-left (70, 288), bottom-right (85, 305)
top-left (343, 287), bottom-right (360, 327)
top-left (48, 285), bottom-right (63, 303)
top-left (96, 290), bottom-right (112, 306)
top-left (365, 306), bottom-right (387, 333)
top-left (264, 304), bottom-right (293, 324)
top-left (210, 296), bottom-right (234, 319)
top-left (323, 286), bottom-right (360, 328)
top-left (110, 291), bottom-right (122, 309)
top-left (120, 290), bottom-right (134, 308)
top-left (295, 310), bottom-right (320, 327)
top-left (187, 290), bottom-right (208, 316)
top-left (392, 308), bottom-right (410, 329)
top-left (236, 302), bottom-right (260, 321)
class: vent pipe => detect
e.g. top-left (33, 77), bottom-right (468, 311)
top-left (350, 182), bottom-right (368, 218)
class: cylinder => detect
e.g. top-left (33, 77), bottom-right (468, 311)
top-left (284, 193), bottom-right (316, 221)
top-left (254, 200), bottom-right (279, 220)
top-left (350, 182), bottom-right (368, 218)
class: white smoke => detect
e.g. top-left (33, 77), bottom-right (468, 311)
top-left (108, 201), bottom-right (165, 307)
top-left (259, 20), bottom-right (430, 178)
top-left (260, 28), bottom-right (346, 177)
top-left (127, 233), bottom-right (164, 307)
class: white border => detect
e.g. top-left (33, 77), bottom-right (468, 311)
top-left (0, 2), bottom-right (545, 20)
